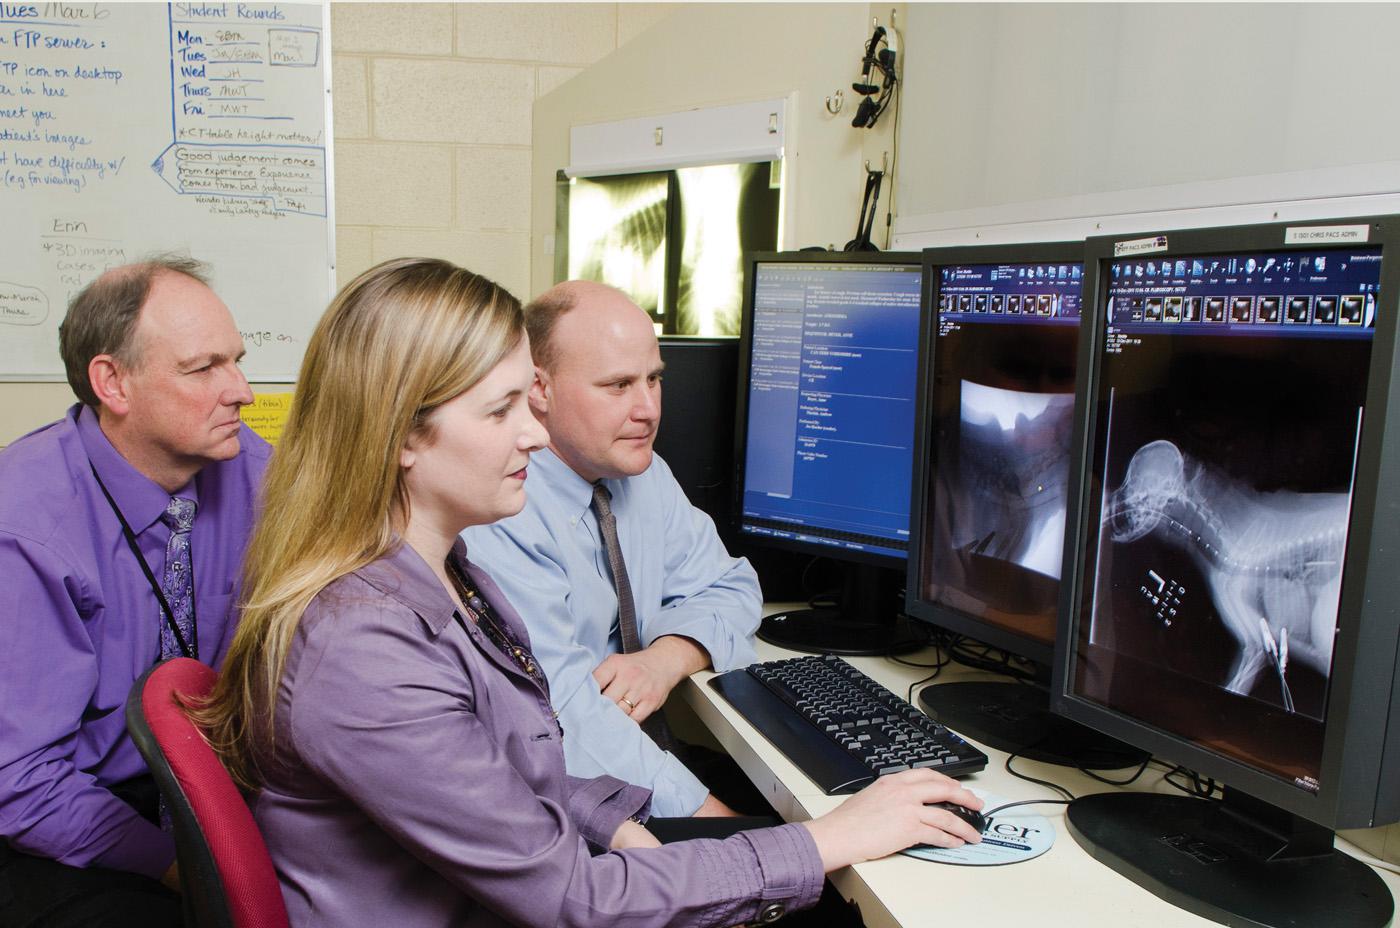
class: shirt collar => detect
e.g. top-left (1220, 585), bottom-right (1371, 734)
top-left (534, 447), bottom-right (606, 522)
top-left (355, 536), bottom-right (466, 636)
top-left (74, 404), bottom-right (199, 534)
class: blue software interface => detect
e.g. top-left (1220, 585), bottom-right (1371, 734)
top-left (1077, 245), bottom-right (1381, 790)
top-left (740, 262), bottom-right (922, 561)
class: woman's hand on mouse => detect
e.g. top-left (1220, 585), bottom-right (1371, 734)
top-left (800, 769), bottom-right (984, 871)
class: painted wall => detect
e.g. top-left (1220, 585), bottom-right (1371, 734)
top-left (895, 3), bottom-right (1400, 242)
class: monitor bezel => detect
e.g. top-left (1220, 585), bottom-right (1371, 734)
top-left (905, 240), bottom-right (1088, 666)
top-left (1052, 215), bottom-right (1400, 830)
top-left (732, 250), bottom-right (923, 571)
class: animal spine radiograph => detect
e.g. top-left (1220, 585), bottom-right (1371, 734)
top-left (1103, 439), bottom-right (1350, 713)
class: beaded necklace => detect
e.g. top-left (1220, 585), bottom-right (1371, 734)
top-left (447, 561), bottom-right (546, 687)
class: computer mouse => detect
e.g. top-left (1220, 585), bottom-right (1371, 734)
top-left (928, 801), bottom-right (987, 834)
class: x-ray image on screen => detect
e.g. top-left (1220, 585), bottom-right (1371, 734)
top-left (1081, 274), bottom-right (1377, 731)
top-left (954, 382), bottom-right (1074, 581)
top-left (921, 281), bottom-right (1081, 645)
top-left (1077, 327), bottom-right (1374, 781)
top-left (1096, 438), bottom-right (1355, 720)
top-left (1070, 242), bottom-right (1383, 793)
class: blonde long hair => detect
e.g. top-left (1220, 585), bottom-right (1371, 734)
top-left (197, 257), bottom-right (524, 790)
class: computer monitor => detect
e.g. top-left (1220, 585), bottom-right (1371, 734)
top-left (906, 242), bottom-right (1146, 769)
top-left (654, 337), bottom-right (739, 530)
top-left (1054, 216), bottom-right (1400, 928)
top-left (734, 251), bottom-right (923, 654)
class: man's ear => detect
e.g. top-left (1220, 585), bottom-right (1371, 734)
top-left (88, 355), bottom-right (131, 417)
top-left (528, 366), bottom-right (550, 416)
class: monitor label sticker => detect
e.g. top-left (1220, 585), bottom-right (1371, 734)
top-left (1115, 235), bottom-right (1169, 257)
top-left (898, 789), bottom-right (1056, 866)
top-left (1284, 224), bottom-right (1370, 245)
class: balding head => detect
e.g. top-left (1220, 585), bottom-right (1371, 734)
top-left (524, 280), bottom-right (649, 374)
top-left (526, 280), bottom-right (664, 482)
top-left (59, 255), bottom-right (211, 406)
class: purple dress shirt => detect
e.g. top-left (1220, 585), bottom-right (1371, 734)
top-left (0, 404), bottom-right (270, 878)
top-left (256, 539), bottom-right (825, 928)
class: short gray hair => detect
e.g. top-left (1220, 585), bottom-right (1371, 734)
top-left (59, 255), bottom-right (211, 406)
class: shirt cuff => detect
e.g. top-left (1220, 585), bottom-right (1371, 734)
top-left (644, 611), bottom-right (758, 674)
top-left (89, 815), bottom-right (177, 880)
top-left (567, 774), bottom-right (653, 852)
top-left (715, 631), bottom-right (759, 673)
top-left (738, 822), bottom-right (827, 918)
top-left (648, 750), bottom-right (710, 817)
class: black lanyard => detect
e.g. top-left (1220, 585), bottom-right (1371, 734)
top-left (88, 463), bottom-right (197, 661)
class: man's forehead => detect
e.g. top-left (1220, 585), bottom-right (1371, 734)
top-left (141, 270), bottom-right (220, 313)
top-left (551, 296), bottom-right (657, 369)
top-left (554, 339), bottom-right (662, 380)
top-left (134, 273), bottom-right (238, 351)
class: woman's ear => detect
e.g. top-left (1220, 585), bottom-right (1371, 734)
top-left (400, 442), bottom-right (416, 470)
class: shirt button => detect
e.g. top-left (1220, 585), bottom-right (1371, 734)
top-left (755, 902), bottom-right (786, 923)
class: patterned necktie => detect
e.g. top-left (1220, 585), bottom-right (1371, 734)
top-left (158, 497), bottom-right (198, 661)
top-left (591, 484), bottom-right (676, 749)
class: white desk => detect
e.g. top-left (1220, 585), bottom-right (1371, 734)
top-left (679, 635), bottom-right (1400, 928)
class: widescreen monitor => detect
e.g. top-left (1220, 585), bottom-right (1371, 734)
top-left (735, 251), bottom-right (923, 653)
top-left (1054, 216), bottom-right (1400, 928)
top-left (906, 242), bottom-right (1145, 768)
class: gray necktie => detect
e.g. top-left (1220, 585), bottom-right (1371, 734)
top-left (591, 484), bottom-right (676, 749)
top-left (591, 484), bottom-right (643, 654)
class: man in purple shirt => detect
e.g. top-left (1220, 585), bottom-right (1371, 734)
top-left (0, 257), bottom-right (269, 927)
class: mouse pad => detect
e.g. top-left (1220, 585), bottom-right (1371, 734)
top-left (898, 789), bottom-right (1055, 866)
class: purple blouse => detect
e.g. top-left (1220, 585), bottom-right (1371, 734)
top-left (255, 539), bottom-right (824, 928)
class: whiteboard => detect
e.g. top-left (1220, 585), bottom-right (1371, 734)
top-left (0, 1), bottom-right (334, 381)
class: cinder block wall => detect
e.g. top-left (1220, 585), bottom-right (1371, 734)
top-left (331, 2), bottom-right (681, 298)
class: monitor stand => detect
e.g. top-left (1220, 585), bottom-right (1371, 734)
top-left (1067, 789), bottom-right (1393, 928)
top-left (919, 681), bottom-right (1149, 770)
top-left (757, 564), bottom-right (920, 657)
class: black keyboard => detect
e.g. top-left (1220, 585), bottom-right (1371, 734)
top-left (709, 654), bottom-right (988, 794)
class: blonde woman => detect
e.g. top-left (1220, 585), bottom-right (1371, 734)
top-left (198, 258), bottom-right (981, 928)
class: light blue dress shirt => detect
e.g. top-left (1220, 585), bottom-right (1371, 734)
top-left (463, 448), bottom-right (761, 816)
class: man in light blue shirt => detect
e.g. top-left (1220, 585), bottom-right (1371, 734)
top-left (463, 281), bottom-right (761, 817)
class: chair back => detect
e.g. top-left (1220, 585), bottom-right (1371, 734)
top-left (126, 658), bottom-right (289, 928)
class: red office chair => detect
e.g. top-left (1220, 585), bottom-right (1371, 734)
top-left (126, 658), bottom-right (290, 928)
